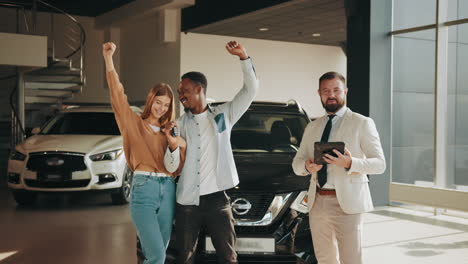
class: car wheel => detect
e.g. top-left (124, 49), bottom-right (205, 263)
top-left (12, 190), bottom-right (37, 206)
top-left (111, 165), bottom-right (133, 205)
top-left (136, 236), bottom-right (146, 264)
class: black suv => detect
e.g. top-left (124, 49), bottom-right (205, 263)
top-left (138, 101), bottom-right (316, 264)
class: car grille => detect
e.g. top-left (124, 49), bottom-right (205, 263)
top-left (227, 191), bottom-right (275, 221)
top-left (24, 179), bottom-right (90, 188)
top-left (235, 221), bottom-right (282, 235)
top-left (26, 151), bottom-right (87, 173)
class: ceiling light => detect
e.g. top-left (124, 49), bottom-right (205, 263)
top-left (312, 33), bottom-right (321, 37)
top-left (258, 27), bottom-right (269, 32)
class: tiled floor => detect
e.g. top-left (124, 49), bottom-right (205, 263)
top-left (0, 186), bottom-right (137, 264)
top-left (363, 206), bottom-right (468, 264)
top-left (1, 181), bottom-right (468, 263)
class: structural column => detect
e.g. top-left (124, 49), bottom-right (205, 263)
top-left (345, 0), bottom-right (370, 116)
top-left (17, 72), bottom-right (25, 131)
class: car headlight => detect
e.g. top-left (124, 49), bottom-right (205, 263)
top-left (10, 150), bottom-right (26, 161)
top-left (290, 191), bottom-right (309, 214)
top-left (89, 149), bottom-right (122, 162)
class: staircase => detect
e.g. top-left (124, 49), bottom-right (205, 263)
top-left (24, 57), bottom-right (84, 105)
top-left (0, 0), bottom-right (86, 178)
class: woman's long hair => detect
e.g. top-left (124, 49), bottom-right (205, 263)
top-left (140, 83), bottom-right (175, 126)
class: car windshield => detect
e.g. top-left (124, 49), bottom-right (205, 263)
top-left (40, 112), bottom-right (120, 135)
top-left (231, 111), bottom-right (309, 153)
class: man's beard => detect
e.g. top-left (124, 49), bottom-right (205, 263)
top-left (182, 101), bottom-right (190, 112)
top-left (322, 98), bottom-right (345, 113)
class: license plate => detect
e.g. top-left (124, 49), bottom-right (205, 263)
top-left (45, 174), bottom-right (62, 181)
top-left (205, 237), bottom-right (275, 254)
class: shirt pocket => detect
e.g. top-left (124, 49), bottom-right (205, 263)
top-left (214, 113), bottom-right (226, 133)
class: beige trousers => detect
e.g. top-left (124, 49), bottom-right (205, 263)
top-left (309, 193), bottom-right (363, 264)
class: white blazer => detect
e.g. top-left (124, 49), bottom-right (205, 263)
top-left (292, 107), bottom-right (386, 214)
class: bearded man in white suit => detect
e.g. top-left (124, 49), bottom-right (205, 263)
top-left (292, 71), bottom-right (386, 264)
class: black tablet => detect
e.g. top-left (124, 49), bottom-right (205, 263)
top-left (314, 142), bottom-right (345, 165)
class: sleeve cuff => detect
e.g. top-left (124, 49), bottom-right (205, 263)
top-left (169, 146), bottom-right (180, 154)
top-left (240, 57), bottom-right (257, 78)
top-left (240, 57), bottom-right (253, 68)
top-left (348, 157), bottom-right (359, 175)
top-left (166, 146), bottom-right (180, 158)
top-left (164, 146), bottom-right (180, 173)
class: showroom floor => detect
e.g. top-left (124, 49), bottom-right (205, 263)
top-left (0, 180), bottom-right (137, 264)
top-left (363, 206), bottom-right (468, 264)
top-left (1, 179), bottom-right (467, 264)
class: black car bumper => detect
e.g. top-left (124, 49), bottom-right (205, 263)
top-left (137, 209), bottom-right (316, 264)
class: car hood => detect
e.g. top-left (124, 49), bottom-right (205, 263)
top-left (18, 134), bottom-right (123, 155)
top-left (233, 152), bottom-right (310, 193)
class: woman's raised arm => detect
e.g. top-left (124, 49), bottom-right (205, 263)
top-left (103, 42), bottom-right (136, 124)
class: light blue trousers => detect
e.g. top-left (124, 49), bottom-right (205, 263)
top-left (130, 174), bottom-right (176, 264)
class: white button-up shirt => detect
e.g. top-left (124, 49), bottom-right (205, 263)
top-left (174, 58), bottom-right (259, 206)
top-left (321, 106), bottom-right (347, 189)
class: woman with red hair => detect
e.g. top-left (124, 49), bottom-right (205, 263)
top-left (103, 42), bottom-right (186, 264)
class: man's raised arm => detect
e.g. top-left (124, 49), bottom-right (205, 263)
top-left (223, 41), bottom-right (259, 125)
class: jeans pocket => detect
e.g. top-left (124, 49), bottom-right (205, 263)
top-left (132, 175), bottom-right (149, 187)
top-left (130, 176), bottom-right (152, 204)
top-left (215, 191), bottom-right (231, 209)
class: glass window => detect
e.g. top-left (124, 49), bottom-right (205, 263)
top-left (41, 112), bottom-right (121, 135)
top-left (393, 0), bottom-right (436, 31)
top-left (392, 29), bottom-right (436, 185)
top-left (447, 24), bottom-right (468, 190)
top-left (448, 0), bottom-right (468, 21)
top-left (231, 112), bottom-right (309, 153)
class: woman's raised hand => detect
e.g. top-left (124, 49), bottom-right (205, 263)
top-left (103, 42), bottom-right (116, 58)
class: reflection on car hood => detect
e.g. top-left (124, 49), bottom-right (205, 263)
top-left (19, 134), bottom-right (122, 154)
top-left (233, 152), bottom-right (310, 193)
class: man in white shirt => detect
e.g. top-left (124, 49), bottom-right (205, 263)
top-left (292, 72), bottom-right (386, 264)
top-left (174, 41), bottom-right (259, 264)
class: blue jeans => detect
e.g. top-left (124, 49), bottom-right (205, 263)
top-left (130, 174), bottom-right (176, 264)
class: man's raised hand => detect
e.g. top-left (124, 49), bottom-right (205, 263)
top-left (225, 41), bottom-right (248, 60)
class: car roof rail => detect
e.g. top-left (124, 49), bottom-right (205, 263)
top-left (287, 99), bottom-right (311, 117)
top-left (250, 101), bottom-right (288, 107)
top-left (287, 99), bottom-right (301, 110)
top-left (64, 105), bottom-right (80, 110)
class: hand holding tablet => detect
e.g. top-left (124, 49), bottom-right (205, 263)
top-left (314, 142), bottom-right (345, 165)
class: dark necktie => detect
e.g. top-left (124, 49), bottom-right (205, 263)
top-left (317, 114), bottom-right (336, 187)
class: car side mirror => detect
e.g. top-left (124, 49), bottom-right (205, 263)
top-left (290, 136), bottom-right (298, 145)
top-left (31, 127), bottom-right (41, 135)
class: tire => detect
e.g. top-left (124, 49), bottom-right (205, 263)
top-left (12, 190), bottom-right (37, 206)
top-left (136, 236), bottom-right (145, 264)
top-left (111, 165), bottom-right (133, 205)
